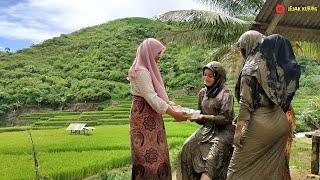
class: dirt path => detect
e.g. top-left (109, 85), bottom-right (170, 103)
top-left (291, 169), bottom-right (310, 180)
top-left (84, 167), bottom-right (310, 179)
top-left (171, 169), bottom-right (310, 180)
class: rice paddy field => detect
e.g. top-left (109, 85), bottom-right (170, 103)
top-left (0, 95), bottom-right (315, 179)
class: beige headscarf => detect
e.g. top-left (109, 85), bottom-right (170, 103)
top-left (128, 38), bottom-right (169, 103)
top-left (236, 30), bottom-right (265, 58)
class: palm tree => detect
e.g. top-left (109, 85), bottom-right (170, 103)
top-left (158, 1), bottom-right (266, 63)
top-left (194, 0), bottom-right (265, 16)
top-left (159, 0), bottom-right (265, 46)
top-left (159, 10), bottom-right (249, 46)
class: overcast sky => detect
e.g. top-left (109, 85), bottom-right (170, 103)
top-left (0, 0), bottom-right (208, 51)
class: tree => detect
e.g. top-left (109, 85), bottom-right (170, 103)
top-left (158, 0), bottom-right (265, 68)
top-left (159, 10), bottom-right (249, 46)
top-left (195, 0), bottom-right (264, 16)
top-left (158, 0), bottom-right (265, 46)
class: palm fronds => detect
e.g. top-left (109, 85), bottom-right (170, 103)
top-left (159, 10), bottom-right (249, 46)
top-left (194, 0), bottom-right (265, 15)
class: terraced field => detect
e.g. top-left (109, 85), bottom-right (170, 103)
top-left (15, 94), bottom-right (314, 131)
top-left (0, 95), bottom-right (315, 179)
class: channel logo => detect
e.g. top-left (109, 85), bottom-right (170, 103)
top-left (275, 4), bottom-right (286, 14)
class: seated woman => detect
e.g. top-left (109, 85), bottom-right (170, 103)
top-left (176, 61), bottom-right (235, 180)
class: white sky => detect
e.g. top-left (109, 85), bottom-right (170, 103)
top-left (0, 0), bottom-right (209, 43)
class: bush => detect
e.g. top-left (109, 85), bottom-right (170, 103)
top-left (300, 97), bottom-right (320, 131)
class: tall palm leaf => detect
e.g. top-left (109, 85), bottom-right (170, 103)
top-left (159, 10), bottom-right (249, 46)
top-left (158, 0), bottom-right (261, 63)
top-left (195, 0), bottom-right (265, 16)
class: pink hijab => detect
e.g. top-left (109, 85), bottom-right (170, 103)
top-left (128, 38), bottom-right (169, 103)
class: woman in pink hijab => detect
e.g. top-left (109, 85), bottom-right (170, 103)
top-left (128, 38), bottom-right (188, 180)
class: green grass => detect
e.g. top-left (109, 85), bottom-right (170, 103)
top-left (48, 116), bottom-right (81, 121)
top-left (0, 122), bottom-right (199, 179)
top-left (82, 111), bottom-right (129, 115)
top-left (103, 107), bottom-right (131, 111)
top-left (39, 150), bottom-right (130, 179)
top-left (1, 94), bottom-right (316, 179)
top-left (0, 154), bottom-right (35, 179)
top-left (33, 121), bottom-right (99, 127)
top-left (0, 119), bottom-right (314, 179)
top-left (290, 137), bottom-right (311, 171)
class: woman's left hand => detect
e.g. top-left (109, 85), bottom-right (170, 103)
top-left (234, 119), bottom-right (246, 148)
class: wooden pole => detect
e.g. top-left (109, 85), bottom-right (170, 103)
top-left (311, 136), bottom-right (320, 175)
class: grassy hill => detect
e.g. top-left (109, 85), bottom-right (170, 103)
top-left (0, 17), bottom-right (319, 131)
top-left (0, 17), bottom-right (211, 123)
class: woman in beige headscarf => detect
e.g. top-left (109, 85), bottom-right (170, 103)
top-left (227, 30), bottom-right (300, 180)
top-left (128, 38), bottom-right (189, 180)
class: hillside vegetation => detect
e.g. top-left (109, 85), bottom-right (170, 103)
top-left (0, 17), bottom-right (319, 130)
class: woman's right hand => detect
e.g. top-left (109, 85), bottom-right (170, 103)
top-left (173, 111), bottom-right (189, 122)
top-left (166, 106), bottom-right (189, 122)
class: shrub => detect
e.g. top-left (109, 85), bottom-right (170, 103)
top-left (300, 97), bottom-right (320, 131)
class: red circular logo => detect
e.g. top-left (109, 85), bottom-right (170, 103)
top-left (275, 4), bottom-right (286, 14)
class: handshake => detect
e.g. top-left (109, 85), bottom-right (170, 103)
top-left (171, 105), bottom-right (203, 122)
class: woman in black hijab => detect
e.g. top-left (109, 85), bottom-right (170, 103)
top-left (177, 61), bottom-right (234, 180)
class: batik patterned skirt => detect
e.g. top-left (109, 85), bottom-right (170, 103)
top-left (129, 95), bottom-right (172, 180)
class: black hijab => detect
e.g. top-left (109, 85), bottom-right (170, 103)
top-left (203, 61), bottom-right (226, 98)
top-left (260, 34), bottom-right (301, 112)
